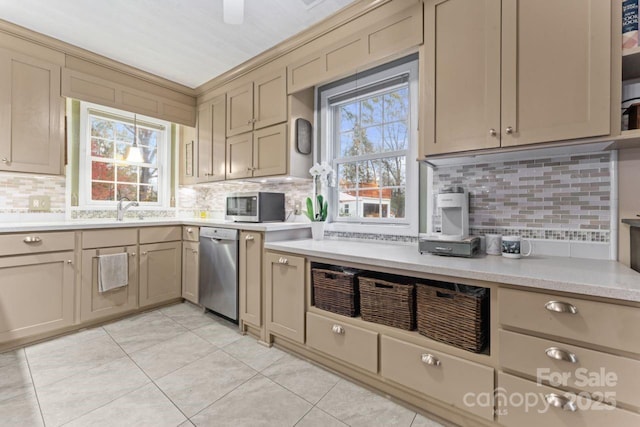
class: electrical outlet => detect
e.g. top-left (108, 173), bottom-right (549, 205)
top-left (294, 201), bottom-right (301, 215)
top-left (29, 195), bottom-right (51, 212)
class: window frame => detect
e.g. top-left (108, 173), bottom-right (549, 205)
top-left (318, 56), bottom-right (419, 236)
top-left (78, 102), bottom-right (171, 208)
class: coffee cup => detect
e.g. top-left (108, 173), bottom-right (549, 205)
top-left (501, 236), bottom-right (532, 259)
top-left (485, 234), bottom-right (502, 255)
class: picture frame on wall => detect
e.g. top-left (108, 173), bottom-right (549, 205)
top-left (185, 141), bottom-right (194, 177)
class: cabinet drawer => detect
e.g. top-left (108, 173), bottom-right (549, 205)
top-left (498, 372), bottom-right (640, 427)
top-left (499, 288), bottom-right (640, 354)
top-left (380, 336), bottom-right (494, 421)
top-left (0, 231), bottom-right (74, 256)
top-left (182, 226), bottom-right (199, 242)
top-left (83, 228), bottom-right (137, 249)
top-left (139, 226), bottom-right (181, 244)
top-left (499, 330), bottom-right (640, 408)
top-left (306, 312), bottom-right (378, 373)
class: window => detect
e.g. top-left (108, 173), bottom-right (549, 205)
top-left (79, 102), bottom-right (171, 207)
top-left (319, 56), bottom-right (418, 233)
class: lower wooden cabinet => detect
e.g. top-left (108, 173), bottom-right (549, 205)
top-left (139, 241), bottom-right (182, 308)
top-left (0, 252), bottom-right (74, 342)
top-left (265, 251), bottom-right (305, 344)
top-left (80, 246), bottom-right (138, 322)
top-left (182, 241), bottom-right (199, 304)
top-left (239, 231), bottom-right (263, 328)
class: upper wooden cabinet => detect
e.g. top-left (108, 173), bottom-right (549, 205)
top-left (423, 0), bottom-right (611, 156)
top-left (226, 68), bottom-right (287, 137)
top-left (0, 48), bottom-right (64, 175)
top-left (197, 94), bottom-right (226, 182)
top-left (227, 123), bottom-right (288, 180)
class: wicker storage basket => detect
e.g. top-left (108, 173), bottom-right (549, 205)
top-left (312, 268), bottom-right (360, 317)
top-left (416, 283), bottom-right (488, 353)
top-left (359, 276), bottom-right (415, 330)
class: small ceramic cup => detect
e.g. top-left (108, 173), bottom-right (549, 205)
top-left (485, 234), bottom-right (503, 255)
top-left (501, 236), bottom-right (532, 259)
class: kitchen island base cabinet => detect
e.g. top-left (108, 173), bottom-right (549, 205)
top-left (139, 241), bottom-right (182, 308)
top-left (0, 252), bottom-right (74, 343)
top-left (182, 241), bottom-right (199, 304)
top-left (265, 252), bottom-right (305, 344)
top-left (80, 246), bottom-right (138, 323)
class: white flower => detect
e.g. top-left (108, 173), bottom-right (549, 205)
top-left (309, 163), bottom-right (322, 177)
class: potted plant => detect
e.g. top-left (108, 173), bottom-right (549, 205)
top-left (305, 162), bottom-right (334, 240)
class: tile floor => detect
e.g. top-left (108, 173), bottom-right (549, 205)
top-left (0, 302), bottom-right (447, 427)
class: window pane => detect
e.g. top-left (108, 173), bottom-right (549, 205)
top-left (357, 160), bottom-right (379, 187)
top-left (337, 163), bottom-right (357, 190)
top-left (364, 125), bottom-right (383, 152)
top-left (383, 122), bottom-right (408, 151)
top-left (339, 103), bottom-right (358, 132)
top-left (388, 187), bottom-right (406, 219)
top-left (115, 122), bottom-right (134, 142)
top-left (338, 190), bottom-right (357, 217)
top-left (117, 165), bottom-right (138, 183)
top-left (384, 88), bottom-right (409, 122)
top-left (139, 185), bottom-right (158, 202)
top-left (139, 129), bottom-right (159, 149)
top-left (91, 118), bottom-right (113, 139)
top-left (116, 184), bottom-right (137, 200)
top-left (91, 182), bottom-right (114, 201)
top-left (361, 96), bottom-right (383, 125)
top-left (141, 147), bottom-right (158, 165)
top-left (381, 156), bottom-right (406, 187)
top-left (92, 161), bottom-right (114, 181)
top-left (91, 138), bottom-right (114, 158)
top-left (140, 167), bottom-right (158, 185)
top-left (116, 142), bottom-right (131, 161)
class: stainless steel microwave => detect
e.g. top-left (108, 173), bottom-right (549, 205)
top-left (225, 192), bottom-right (285, 222)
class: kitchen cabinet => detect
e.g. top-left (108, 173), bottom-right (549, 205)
top-left (182, 241), bottom-right (199, 304)
top-left (265, 251), bottom-right (305, 344)
top-left (226, 68), bottom-right (286, 137)
top-left (139, 227), bottom-right (182, 308)
top-left (239, 231), bottom-right (263, 329)
top-left (423, 0), bottom-right (611, 156)
top-left (226, 123), bottom-right (288, 180)
top-left (197, 94), bottom-right (226, 182)
top-left (0, 47), bottom-right (64, 174)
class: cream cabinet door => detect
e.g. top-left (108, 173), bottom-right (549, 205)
top-left (500, 0), bottom-right (610, 146)
top-left (197, 94), bottom-right (226, 182)
top-left (423, 0), bottom-right (501, 156)
top-left (265, 252), bottom-right (305, 344)
top-left (139, 241), bottom-right (182, 308)
top-left (80, 246), bottom-right (138, 323)
top-left (254, 69), bottom-right (287, 130)
top-left (182, 241), bottom-right (199, 304)
top-left (179, 124), bottom-right (197, 185)
top-left (239, 231), bottom-right (263, 328)
top-left (253, 124), bottom-right (287, 178)
top-left (226, 82), bottom-right (253, 137)
top-left (226, 132), bottom-right (253, 180)
top-left (0, 252), bottom-right (74, 343)
top-left (0, 48), bottom-right (63, 174)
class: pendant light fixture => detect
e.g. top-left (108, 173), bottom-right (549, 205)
top-left (223, 0), bottom-right (244, 25)
top-left (125, 114), bottom-right (144, 163)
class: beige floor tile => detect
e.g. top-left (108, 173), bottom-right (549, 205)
top-left (317, 380), bottom-right (416, 427)
top-left (0, 349), bottom-right (33, 402)
top-left (0, 389), bottom-right (43, 426)
top-left (262, 353), bottom-right (340, 404)
top-left (411, 413), bottom-right (446, 427)
top-left (37, 357), bottom-right (150, 426)
top-left (25, 327), bottom-right (107, 356)
top-left (178, 421), bottom-right (195, 427)
top-left (222, 336), bottom-right (286, 371)
top-left (155, 350), bottom-right (256, 417)
top-left (190, 375), bottom-right (312, 427)
top-left (64, 383), bottom-right (186, 427)
top-left (26, 334), bottom-right (125, 388)
top-left (104, 311), bottom-right (187, 354)
top-left (295, 407), bottom-right (347, 427)
top-left (191, 322), bottom-right (243, 348)
top-left (130, 331), bottom-right (217, 380)
top-left (161, 303), bottom-right (218, 330)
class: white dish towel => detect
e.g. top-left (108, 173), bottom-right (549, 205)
top-left (98, 253), bottom-right (129, 293)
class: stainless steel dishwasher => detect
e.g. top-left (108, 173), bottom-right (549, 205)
top-left (199, 227), bottom-right (239, 322)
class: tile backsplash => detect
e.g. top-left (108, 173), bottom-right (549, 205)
top-left (431, 152), bottom-right (612, 243)
top-left (0, 173), bottom-right (66, 214)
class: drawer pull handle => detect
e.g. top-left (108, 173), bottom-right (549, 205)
top-left (545, 393), bottom-right (577, 412)
top-left (245, 235), bottom-right (255, 241)
top-left (545, 301), bottom-right (577, 314)
top-left (331, 324), bottom-right (345, 335)
top-left (187, 228), bottom-right (193, 233)
top-left (129, 253), bottom-right (136, 257)
top-left (23, 236), bottom-right (42, 243)
top-left (545, 347), bottom-right (578, 363)
top-left (278, 257), bottom-right (288, 265)
top-left (192, 250), bottom-right (198, 254)
top-left (421, 353), bottom-right (441, 367)
top-left (67, 260), bottom-right (72, 264)
top-left (142, 251), bottom-right (148, 255)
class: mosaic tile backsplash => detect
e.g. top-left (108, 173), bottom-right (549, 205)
top-left (0, 173), bottom-right (66, 214)
top-left (432, 153), bottom-right (612, 242)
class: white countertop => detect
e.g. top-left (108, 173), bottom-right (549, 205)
top-left (0, 218), bottom-right (311, 233)
top-left (264, 239), bottom-right (640, 303)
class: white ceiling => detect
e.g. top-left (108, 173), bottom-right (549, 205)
top-left (0, 0), bottom-right (356, 88)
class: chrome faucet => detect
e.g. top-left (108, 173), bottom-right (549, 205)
top-left (117, 197), bottom-right (139, 221)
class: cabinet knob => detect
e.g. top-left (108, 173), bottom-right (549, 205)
top-left (23, 236), bottom-right (42, 243)
top-left (192, 250), bottom-right (198, 254)
top-left (505, 126), bottom-right (514, 135)
top-left (204, 173), bottom-right (214, 176)
top-left (1, 157), bottom-right (8, 163)
top-left (247, 119), bottom-right (253, 125)
top-left (142, 251), bottom-right (148, 255)
top-left (67, 260), bottom-right (73, 264)
top-left (421, 353), bottom-right (441, 367)
top-left (278, 257), bottom-right (288, 265)
top-left (545, 347), bottom-right (578, 364)
top-left (545, 393), bottom-right (577, 412)
top-left (544, 301), bottom-right (577, 314)
top-left (489, 128), bottom-right (497, 137)
top-left (130, 252), bottom-right (136, 257)
top-left (331, 324), bottom-right (345, 335)
top-left (187, 228), bottom-right (193, 233)
top-left (245, 235), bottom-right (255, 241)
